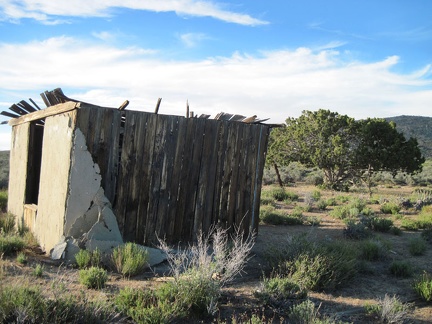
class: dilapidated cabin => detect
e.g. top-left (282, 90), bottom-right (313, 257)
top-left (4, 89), bottom-right (271, 257)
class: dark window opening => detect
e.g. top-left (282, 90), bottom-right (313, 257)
top-left (25, 120), bottom-right (45, 204)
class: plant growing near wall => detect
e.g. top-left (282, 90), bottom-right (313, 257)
top-left (112, 243), bottom-right (149, 277)
top-left (79, 267), bottom-right (108, 289)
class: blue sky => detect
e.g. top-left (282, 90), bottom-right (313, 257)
top-left (0, 0), bottom-right (431, 150)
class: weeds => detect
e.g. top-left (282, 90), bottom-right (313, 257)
top-left (413, 272), bottom-right (432, 302)
top-left (365, 294), bottom-right (411, 324)
top-left (257, 276), bottom-right (307, 305)
top-left (16, 252), bottom-right (27, 264)
top-left (79, 266), bottom-right (108, 289)
top-left (112, 242), bottom-right (149, 277)
top-left (157, 226), bottom-right (255, 317)
top-left (75, 248), bottom-right (102, 269)
top-left (380, 202), bottom-right (401, 215)
top-left (0, 234), bottom-right (25, 256)
top-left (33, 264), bottom-right (44, 277)
top-left (0, 213), bottom-right (15, 234)
top-left (0, 283), bottom-right (121, 323)
top-left (389, 261), bottom-right (413, 278)
top-left (408, 237), bottom-right (427, 256)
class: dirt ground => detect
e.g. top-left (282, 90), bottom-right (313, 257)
top-left (2, 185), bottom-right (432, 323)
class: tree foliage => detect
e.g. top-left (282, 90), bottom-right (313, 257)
top-left (268, 109), bottom-right (424, 191)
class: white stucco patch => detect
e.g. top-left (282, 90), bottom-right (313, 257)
top-left (64, 129), bottom-right (102, 235)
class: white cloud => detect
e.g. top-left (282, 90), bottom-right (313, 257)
top-left (179, 32), bottom-right (208, 47)
top-left (0, 36), bottom-right (432, 150)
top-left (0, 0), bottom-right (268, 26)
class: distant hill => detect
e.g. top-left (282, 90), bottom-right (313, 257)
top-left (385, 116), bottom-right (432, 159)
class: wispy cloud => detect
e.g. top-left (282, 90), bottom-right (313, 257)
top-left (178, 32), bottom-right (208, 48)
top-left (1, 36), bottom-right (432, 150)
top-left (0, 0), bottom-right (268, 26)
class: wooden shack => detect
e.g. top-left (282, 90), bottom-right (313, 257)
top-left (5, 90), bottom-right (270, 256)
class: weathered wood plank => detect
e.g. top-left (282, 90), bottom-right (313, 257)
top-left (197, 120), bottom-right (220, 234)
top-left (114, 111), bottom-right (140, 237)
top-left (9, 101), bottom-right (78, 126)
top-left (145, 115), bottom-right (170, 244)
top-left (154, 116), bottom-right (180, 243)
top-left (226, 123), bottom-right (243, 229)
top-left (136, 114), bottom-right (158, 244)
top-left (165, 116), bottom-right (185, 242)
top-left (172, 117), bottom-right (197, 241)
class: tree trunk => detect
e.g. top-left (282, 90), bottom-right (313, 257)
top-left (274, 163), bottom-right (284, 188)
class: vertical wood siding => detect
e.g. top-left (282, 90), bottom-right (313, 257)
top-left (77, 106), bottom-right (270, 245)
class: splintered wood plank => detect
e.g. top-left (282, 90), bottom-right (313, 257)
top-left (9, 102), bottom-right (78, 126)
top-left (243, 124), bottom-right (260, 235)
top-left (154, 116), bottom-right (181, 243)
top-left (136, 113), bottom-right (158, 244)
top-left (165, 116), bottom-right (186, 242)
top-left (195, 119), bottom-right (220, 235)
top-left (226, 122), bottom-right (243, 229)
top-left (212, 120), bottom-right (229, 226)
top-left (218, 121), bottom-right (238, 228)
top-left (172, 117), bottom-right (197, 241)
top-left (235, 123), bottom-right (253, 233)
top-left (181, 118), bottom-right (206, 241)
top-left (122, 113), bottom-right (149, 243)
top-left (114, 111), bottom-right (140, 237)
top-left (145, 115), bottom-right (171, 244)
top-left (251, 125), bottom-right (271, 232)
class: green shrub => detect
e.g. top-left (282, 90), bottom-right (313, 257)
top-left (0, 234), bottom-right (25, 256)
top-left (75, 248), bottom-right (102, 269)
top-left (413, 272), bottom-right (432, 302)
top-left (343, 221), bottom-right (372, 240)
top-left (257, 276), bottom-right (307, 303)
top-left (260, 197), bottom-right (275, 206)
top-left (0, 284), bottom-right (119, 323)
top-left (283, 241), bottom-right (359, 291)
top-left (33, 264), bottom-right (44, 278)
top-left (421, 228), bottom-right (432, 242)
top-left (304, 216), bottom-right (321, 226)
top-left (16, 252), bottom-right (27, 264)
top-left (0, 213), bottom-right (15, 234)
top-left (390, 226), bottom-right (403, 236)
top-left (359, 240), bottom-right (386, 261)
top-left (335, 195), bottom-right (350, 203)
top-left (157, 226), bottom-right (255, 317)
top-left (389, 261), bottom-right (413, 278)
top-left (365, 294), bottom-right (411, 324)
top-left (408, 237), bottom-right (427, 256)
top-left (260, 208), bottom-right (303, 226)
top-left (311, 190), bottom-right (321, 201)
top-left (330, 205), bottom-right (352, 220)
top-left (269, 187), bottom-right (291, 201)
top-left (75, 249), bottom-right (92, 269)
top-left (79, 267), bottom-right (108, 289)
top-left (325, 197), bottom-right (337, 206)
top-left (370, 217), bottom-right (394, 233)
top-left (288, 299), bottom-right (332, 324)
top-left (112, 242), bottom-right (149, 277)
top-left (401, 218), bottom-right (419, 231)
top-left (316, 200), bottom-right (328, 211)
top-left (350, 198), bottom-right (367, 211)
top-left (115, 287), bottom-right (179, 323)
top-left (380, 202), bottom-right (401, 215)
top-left (417, 213), bottom-right (432, 229)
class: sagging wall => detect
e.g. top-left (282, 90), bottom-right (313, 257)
top-left (34, 112), bottom-right (74, 252)
top-left (60, 127), bottom-right (123, 259)
top-left (8, 123), bottom-right (30, 219)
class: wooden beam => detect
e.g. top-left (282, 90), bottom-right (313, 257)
top-left (8, 101), bottom-right (78, 126)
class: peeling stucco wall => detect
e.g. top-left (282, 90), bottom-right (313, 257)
top-left (56, 128), bottom-right (123, 260)
top-left (35, 113), bottom-right (74, 253)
